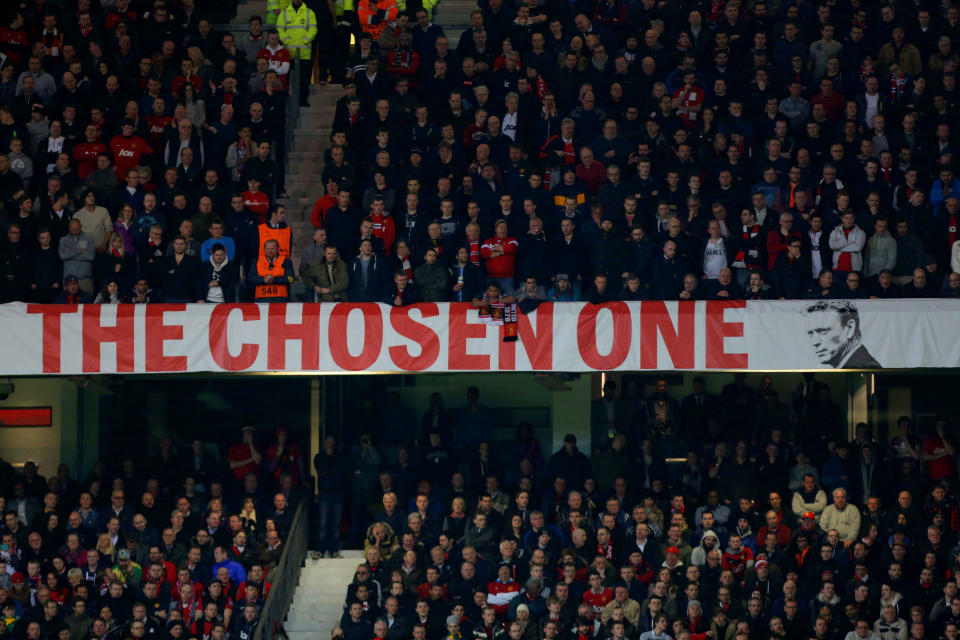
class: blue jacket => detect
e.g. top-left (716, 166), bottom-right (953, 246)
top-left (930, 178), bottom-right (960, 212)
top-left (820, 453), bottom-right (853, 494)
top-left (212, 558), bottom-right (247, 584)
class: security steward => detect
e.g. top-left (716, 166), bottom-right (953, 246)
top-left (278, 0), bottom-right (318, 105)
top-left (258, 205), bottom-right (292, 262)
top-left (249, 238), bottom-right (295, 301)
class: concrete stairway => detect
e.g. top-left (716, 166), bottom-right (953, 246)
top-left (235, 0), bottom-right (268, 23)
top-left (271, 0), bottom-right (480, 273)
top-left (435, 0), bottom-right (477, 49)
top-left (277, 83), bottom-right (342, 271)
top-left (217, 0), bottom-right (267, 36)
top-left (284, 550), bottom-right (365, 640)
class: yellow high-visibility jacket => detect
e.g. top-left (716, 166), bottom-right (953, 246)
top-left (266, 0), bottom-right (291, 24)
top-left (278, 2), bottom-right (318, 60)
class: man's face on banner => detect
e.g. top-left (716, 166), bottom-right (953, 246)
top-left (806, 309), bottom-right (855, 366)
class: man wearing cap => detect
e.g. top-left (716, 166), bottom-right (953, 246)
top-left (228, 426), bottom-right (263, 482)
top-left (386, 33), bottom-right (419, 85)
top-left (52, 274), bottom-right (90, 303)
top-left (111, 548), bottom-right (143, 588)
top-left (795, 511), bottom-right (823, 545)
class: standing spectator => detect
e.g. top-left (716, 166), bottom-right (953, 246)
top-left (347, 239), bottom-right (389, 302)
top-left (828, 212), bottom-right (865, 279)
top-left (58, 218), bottom-right (95, 295)
top-left (819, 488), bottom-right (861, 546)
top-left (414, 249), bottom-right (448, 302)
top-left (0, 223), bottom-right (29, 302)
top-left (922, 418), bottom-right (957, 482)
top-left (314, 437), bottom-right (348, 557)
top-left (195, 243), bottom-right (239, 303)
top-left (302, 244), bottom-right (349, 302)
top-left (766, 212), bottom-right (801, 271)
top-left (28, 228), bottom-right (62, 303)
top-left (162, 235), bottom-right (199, 302)
top-left (228, 426), bottom-right (263, 484)
top-left (73, 191), bottom-right (112, 254)
top-left (480, 219), bottom-right (518, 292)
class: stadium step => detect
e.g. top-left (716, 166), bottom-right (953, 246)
top-left (282, 83), bottom-right (341, 235)
top-left (235, 0), bottom-right (268, 22)
top-left (276, 0), bottom-right (480, 267)
top-left (281, 551), bottom-right (365, 637)
top-left (436, 0), bottom-right (477, 23)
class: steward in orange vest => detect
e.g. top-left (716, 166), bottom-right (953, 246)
top-left (248, 239), bottom-right (295, 300)
top-left (258, 206), bottom-right (292, 261)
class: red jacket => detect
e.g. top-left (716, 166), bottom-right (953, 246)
top-left (369, 212), bottom-right (397, 256)
top-left (486, 580), bottom-right (520, 615)
top-left (480, 236), bottom-right (518, 278)
top-left (311, 195), bottom-right (337, 229)
top-left (765, 229), bottom-right (801, 270)
top-left (73, 142), bottom-right (107, 180)
top-left (721, 547), bottom-right (754, 579)
top-left (755, 524), bottom-right (792, 549)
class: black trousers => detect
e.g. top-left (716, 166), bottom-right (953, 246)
top-left (298, 58), bottom-right (312, 105)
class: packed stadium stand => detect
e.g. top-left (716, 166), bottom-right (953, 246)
top-left (3, 0), bottom-right (960, 303)
top-left (2, 5), bottom-right (960, 640)
top-left (0, 371), bottom-right (957, 640)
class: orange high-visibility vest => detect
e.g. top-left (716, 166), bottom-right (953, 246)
top-left (258, 224), bottom-right (291, 261)
top-left (255, 256), bottom-right (289, 299)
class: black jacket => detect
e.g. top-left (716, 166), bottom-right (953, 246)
top-left (314, 450), bottom-right (349, 493)
top-left (550, 234), bottom-right (589, 281)
top-left (650, 254), bottom-right (686, 300)
top-left (94, 252), bottom-right (137, 292)
top-left (162, 254), bottom-right (199, 302)
top-left (29, 246), bottom-right (62, 303)
top-left (195, 258), bottom-right (240, 302)
top-left (347, 254), bottom-right (390, 302)
top-left (770, 253), bottom-right (808, 299)
top-left (0, 239), bottom-right (30, 302)
top-left (381, 282), bottom-right (421, 306)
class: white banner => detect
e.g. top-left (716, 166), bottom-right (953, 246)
top-left (2, 300), bottom-right (958, 375)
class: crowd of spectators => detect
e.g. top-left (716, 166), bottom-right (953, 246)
top-left (0, 424), bottom-right (309, 640)
top-left (302, 0), bottom-right (960, 303)
top-left (324, 376), bottom-right (960, 640)
top-left (0, 0), bottom-right (297, 303)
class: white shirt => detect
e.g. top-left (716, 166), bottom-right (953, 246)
top-left (502, 111), bottom-right (519, 140)
top-left (808, 230), bottom-right (823, 278)
top-left (864, 92), bottom-right (879, 124)
top-left (702, 238), bottom-right (727, 279)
